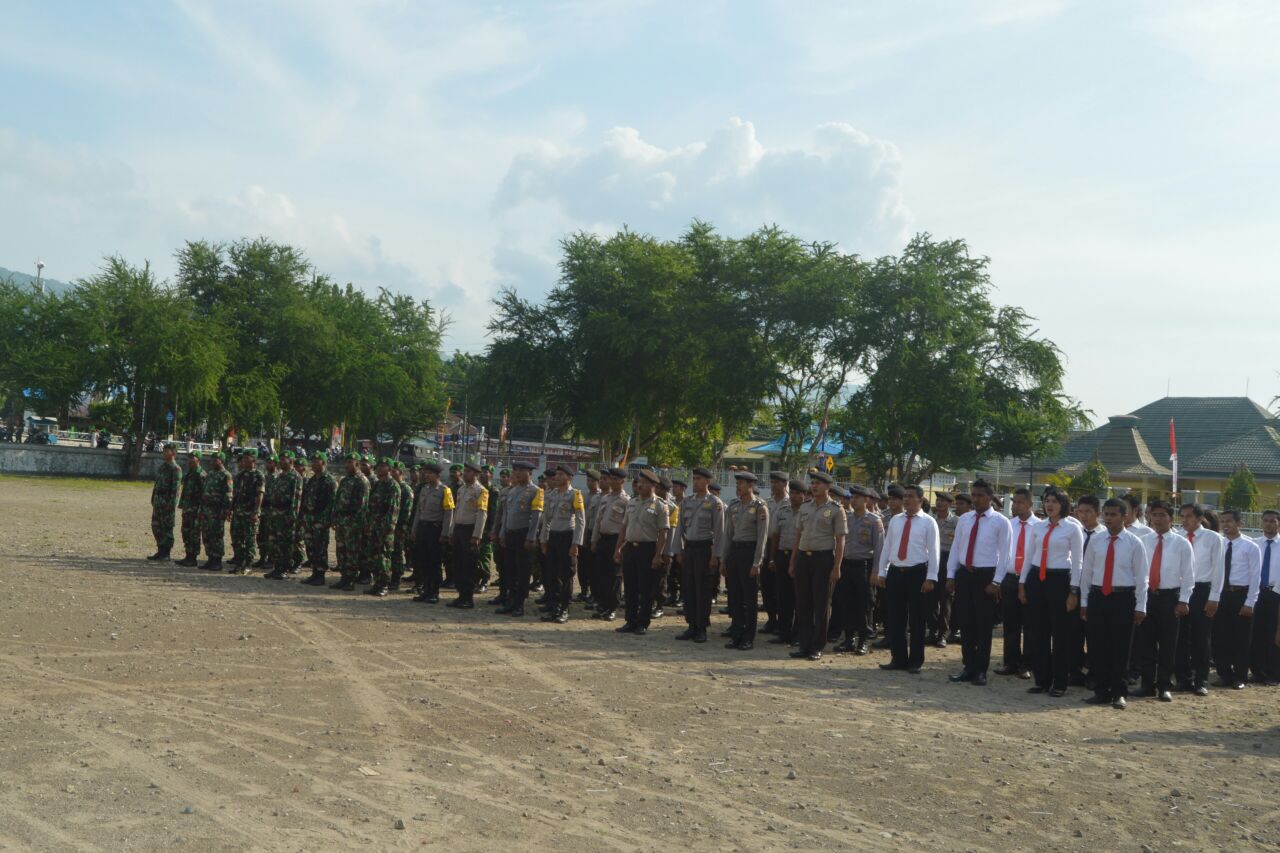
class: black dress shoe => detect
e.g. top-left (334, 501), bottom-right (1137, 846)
top-left (601, 611), bottom-right (616, 622)
top-left (854, 641), bottom-right (869, 656)
top-left (509, 606), bottom-right (524, 617)
top-left (934, 638), bottom-right (948, 649)
top-left (767, 636), bottom-right (787, 645)
top-left (1111, 696), bottom-right (1127, 710)
top-left (789, 650), bottom-right (809, 659)
top-left (949, 670), bottom-right (973, 683)
top-left (616, 623), bottom-right (637, 634)
top-left (738, 640), bottom-right (754, 651)
top-left (552, 611), bottom-right (568, 624)
top-left (692, 631), bottom-right (707, 643)
top-left (447, 598), bottom-right (467, 608)
top-left (971, 673), bottom-right (988, 686)
top-left (1193, 684), bottom-right (1209, 696)
top-left (364, 584), bottom-right (387, 597)
top-left (675, 628), bottom-right (695, 641)
top-left (264, 568), bottom-right (287, 580)
top-left (1158, 690), bottom-right (1173, 702)
top-left (994, 666), bottom-right (1019, 676)
top-left (1027, 686), bottom-right (1047, 694)
top-left (651, 608), bottom-right (664, 619)
top-left (330, 578), bottom-right (356, 590)
top-left (1049, 688), bottom-right (1067, 698)
top-left (1083, 694), bottom-right (1111, 705)
top-left (807, 651), bottom-right (822, 661)
top-left (632, 626), bottom-right (647, 635)
top-left (1233, 681), bottom-right (1247, 690)
top-left (907, 666), bottom-right (921, 674)
top-left (879, 662), bottom-right (907, 671)
top-left (725, 639), bottom-right (741, 649)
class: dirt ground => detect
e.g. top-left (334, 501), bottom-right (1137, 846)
top-left (0, 474), bottom-right (1277, 852)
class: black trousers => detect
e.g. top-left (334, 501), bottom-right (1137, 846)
top-left (1213, 588), bottom-right (1253, 684)
top-left (928, 550), bottom-right (952, 639)
top-left (885, 563), bottom-right (928, 668)
top-left (547, 530), bottom-right (575, 612)
top-left (1001, 573), bottom-right (1027, 670)
top-left (774, 550), bottom-right (796, 641)
top-left (726, 542), bottom-right (760, 642)
top-left (1175, 582), bottom-right (1212, 687)
top-left (954, 567), bottom-right (996, 674)
top-left (578, 530), bottom-right (594, 599)
top-left (1134, 588), bottom-right (1181, 691)
top-left (1251, 588), bottom-right (1280, 683)
top-left (836, 558), bottom-right (873, 643)
top-left (681, 540), bottom-right (716, 629)
top-left (761, 543), bottom-right (779, 622)
top-left (412, 521), bottom-right (444, 596)
top-left (622, 541), bottom-right (658, 628)
top-left (504, 528), bottom-right (532, 606)
top-left (593, 534), bottom-right (621, 614)
top-left (1086, 586), bottom-right (1136, 699)
top-left (452, 524), bottom-right (477, 599)
top-left (794, 550), bottom-right (835, 655)
top-left (1024, 569), bottom-right (1075, 690)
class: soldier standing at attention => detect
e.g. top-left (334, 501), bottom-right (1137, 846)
top-left (579, 469), bottom-right (602, 607)
top-left (299, 452), bottom-right (338, 586)
top-left (363, 458), bottom-right (402, 597)
top-left (229, 450), bottom-right (265, 574)
top-left (590, 467), bottom-right (630, 621)
top-left (410, 462), bottom-right (454, 603)
top-left (834, 485), bottom-right (884, 656)
top-left (722, 471), bottom-right (770, 650)
top-left (147, 442), bottom-right (182, 561)
top-left (767, 480), bottom-right (806, 647)
top-left (675, 468), bottom-right (725, 644)
top-left (489, 468), bottom-right (512, 607)
top-left (289, 455), bottom-right (308, 573)
top-left (476, 465), bottom-right (500, 594)
top-left (253, 454), bottom-right (278, 569)
top-left (664, 476), bottom-right (687, 607)
top-left (652, 475), bottom-right (678, 619)
top-left (496, 460), bottom-right (543, 617)
top-left (613, 468), bottom-right (670, 635)
top-left (539, 464), bottom-right (586, 622)
top-left (761, 472), bottom-right (789, 634)
top-left (354, 455), bottom-right (376, 585)
top-left (448, 462), bottom-right (489, 608)
top-left (389, 462), bottom-right (415, 592)
top-left (198, 451), bottom-right (233, 571)
top-left (263, 451), bottom-right (303, 580)
top-left (330, 453), bottom-right (369, 591)
top-left (174, 450), bottom-right (206, 567)
top-left (789, 471), bottom-right (847, 661)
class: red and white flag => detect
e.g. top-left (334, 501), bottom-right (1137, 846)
top-left (1169, 419), bottom-right (1178, 495)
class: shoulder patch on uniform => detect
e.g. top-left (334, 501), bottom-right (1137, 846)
top-left (442, 487), bottom-right (456, 510)
top-left (531, 487), bottom-right (544, 511)
top-left (572, 490), bottom-right (584, 512)
top-left (475, 489), bottom-right (488, 510)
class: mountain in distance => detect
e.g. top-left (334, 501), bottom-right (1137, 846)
top-left (0, 265), bottom-right (74, 295)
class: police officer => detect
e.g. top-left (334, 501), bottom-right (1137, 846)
top-left (674, 467), bottom-right (725, 644)
top-left (614, 468), bottom-right (670, 635)
top-left (591, 467), bottom-right (629, 621)
top-left (410, 462), bottom-right (454, 603)
top-left (767, 480), bottom-right (807, 646)
top-left (448, 462), bottom-right (489, 608)
top-left (721, 471), bottom-right (769, 650)
top-left (789, 471), bottom-right (847, 661)
top-left (174, 450), bottom-right (206, 567)
top-left (761, 472), bottom-right (790, 633)
top-left (496, 460), bottom-right (543, 617)
top-left (539, 464), bottom-right (586, 622)
top-left (835, 485), bottom-right (884, 655)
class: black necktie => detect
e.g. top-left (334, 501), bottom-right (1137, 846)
top-left (1224, 540), bottom-right (1234, 587)
top-left (1083, 529), bottom-right (1094, 554)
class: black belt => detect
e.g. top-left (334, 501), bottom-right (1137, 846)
top-left (1225, 585), bottom-right (1250, 593)
top-left (626, 540), bottom-right (656, 546)
top-left (960, 565), bottom-right (995, 572)
top-left (1090, 585), bottom-right (1135, 592)
top-left (889, 562), bottom-right (927, 571)
top-left (801, 549), bottom-right (834, 557)
top-left (730, 540), bottom-right (758, 548)
top-left (1031, 566), bottom-right (1071, 573)
top-left (685, 539), bottom-right (713, 548)
top-left (549, 528), bottom-right (572, 537)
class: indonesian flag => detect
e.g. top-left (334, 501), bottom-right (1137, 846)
top-left (1169, 419), bottom-right (1178, 495)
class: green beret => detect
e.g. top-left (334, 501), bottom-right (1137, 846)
top-left (212, 451), bottom-right (226, 460)
top-left (310, 452), bottom-right (326, 461)
top-left (482, 464), bottom-right (494, 473)
top-left (345, 451), bottom-right (361, 461)
top-left (378, 456), bottom-right (393, 466)
top-left (450, 463), bottom-right (463, 472)
top-left (267, 454), bottom-right (279, 462)
top-left (188, 450), bottom-right (202, 459)
top-left (281, 450), bottom-right (295, 460)
top-left (362, 453), bottom-right (374, 463)
top-left (243, 449), bottom-right (258, 458)
top-left (499, 468), bottom-right (511, 476)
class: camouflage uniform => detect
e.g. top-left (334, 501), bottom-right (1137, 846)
top-left (301, 466), bottom-right (338, 569)
top-left (291, 466), bottom-right (307, 568)
top-left (200, 466), bottom-right (234, 560)
top-left (257, 466), bottom-right (277, 562)
top-left (231, 466), bottom-right (265, 566)
top-left (478, 480), bottom-right (500, 588)
top-left (264, 465), bottom-right (302, 574)
top-left (365, 473), bottom-right (401, 585)
top-left (392, 475), bottom-right (415, 586)
top-left (150, 458), bottom-right (181, 552)
top-left (334, 470), bottom-right (368, 580)
top-left (178, 462), bottom-right (206, 560)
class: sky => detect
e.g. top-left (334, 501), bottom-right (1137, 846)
top-left (2, 0), bottom-right (1278, 424)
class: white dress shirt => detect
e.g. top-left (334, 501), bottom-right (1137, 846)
top-left (1080, 522), bottom-right (1105, 557)
top-left (1178, 526), bottom-right (1225, 602)
top-left (1221, 533), bottom-right (1262, 609)
top-left (945, 508), bottom-right (1012, 579)
top-left (1144, 530), bottom-right (1196, 604)
top-left (1019, 516), bottom-right (1084, 585)
top-left (878, 509), bottom-right (940, 579)
top-left (1079, 528), bottom-right (1150, 613)
top-left (988, 512), bottom-right (1039, 584)
top-left (1254, 535), bottom-right (1280, 593)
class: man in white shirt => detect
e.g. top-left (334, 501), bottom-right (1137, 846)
top-left (1212, 508), bottom-right (1261, 690)
top-left (1073, 496), bottom-right (1106, 688)
top-left (1079, 497), bottom-right (1149, 709)
top-left (1176, 503), bottom-right (1224, 695)
top-left (1123, 493), bottom-right (1148, 533)
top-left (876, 484), bottom-right (940, 674)
top-left (1250, 509), bottom-right (1280, 686)
top-left (945, 480), bottom-right (1012, 686)
top-left (1132, 500), bottom-right (1195, 701)
top-left (994, 488), bottom-right (1036, 679)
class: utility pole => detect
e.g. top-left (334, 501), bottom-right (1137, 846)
top-left (35, 260), bottom-right (45, 295)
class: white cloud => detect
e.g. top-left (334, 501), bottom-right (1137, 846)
top-left (492, 117), bottom-right (912, 279)
top-left (1141, 0), bottom-right (1280, 81)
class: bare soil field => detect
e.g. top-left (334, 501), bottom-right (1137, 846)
top-left (0, 474), bottom-right (1277, 852)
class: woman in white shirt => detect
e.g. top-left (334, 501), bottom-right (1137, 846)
top-left (1020, 486), bottom-right (1084, 697)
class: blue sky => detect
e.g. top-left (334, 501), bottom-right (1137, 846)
top-left (3, 0), bottom-right (1278, 423)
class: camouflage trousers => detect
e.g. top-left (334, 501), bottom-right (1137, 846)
top-left (180, 508), bottom-right (202, 558)
top-left (335, 517), bottom-right (362, 578)
top-left (263, 510), bottom-right (296, 572)
top-left (257, 517), bottom-right (270, 562)
top-left (302, 516), bottom-right (331, 569)
top-left (151, 505), bottom-right (176, 551)
top-left (293, 517), bottom-right (305, 566)
top-left (199, 508), bottom-right (227, 559)
top-left (366, 524), bottom-right (396, 584)
top-left (230, 510), bottom-right (259, 563)
top-left (391, 525), bottom-right (410, 578)
top-left (478, 538), bottom-right (494, 585)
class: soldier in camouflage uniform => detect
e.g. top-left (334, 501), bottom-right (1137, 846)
top-left (198, 452), bottom-right (234, 570)
top-left (390, 462), bottom-right (415, 592)
top-left (300, 452), bottom-right (338, 585)
top-left (147, 443), bottom-right (181, 560)
top-left (330, 453), bottom-right (369, 591)
top-left (253, 455), bottom-right (278, 568)
top-left (355, 454), bottom-right (376, 584)
top-left (230, 450), bottom-right (265, 573)
top-left (175, 450), bottom-right (206, 566)
top-left (290, 455), bottom-right (308, 571)
top-left (363, 457), bottom-right (401, 597)
top-left (477, 465), bottom-right (500, 593)
top-left (263, 451), bottom-right (303, 579)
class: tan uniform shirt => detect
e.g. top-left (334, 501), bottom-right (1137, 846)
top-left (723, 495), bottom-right (770, 566)
top-left (622, 494), bottom-right (671, 543)
top-left (796, 497), bottom-right (848, 552)
top-left (452, 481), bottom-right (488, 531)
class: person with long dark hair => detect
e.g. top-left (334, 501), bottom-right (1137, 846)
top-left (1019, 487), bottom-right (1084, 697)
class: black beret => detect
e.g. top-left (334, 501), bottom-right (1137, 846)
top-left (809, 471), bottom-right (834, 484)
top-left (733, 471), bottom-right (758, 483)
top-left (768, 471), bottom-right (788, 482)
top-left (512, 460), bottom-right (536, 470)
top-left (708, 482), bottom-right (722, 492)
top-left (555, 463), bottom-right (574, 477)
top-left (464, 461), bottom-right (482, 473)
top-left (831, 485), bottom-right (848, 498)
top-left (608, 466), bottom-right (627, 478)
top-left (788, 479), bottom-right (807, 493)
top-left (638, 468), bottom-right (660, 484)
top-left (670, 477), bottom-right (687, 488)
top-left (692, 466), bottom-right (713, 479)
top-left (886, 485), bottom-right (905, 498)
top-left (659, 475), bottom-right (673, 490)
top-left (954, 492), bottom-right (972, 502)
top-left (423, 462), bottom-right (443, 473)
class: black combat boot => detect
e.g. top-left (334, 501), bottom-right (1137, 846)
top-left (264, 567), bottom-right (287, 580)
top-left (175, 554), bottom-right (199, 567)
top-left (200, 557), bottom-right (222, 571)
top-left (146, 547), bottom-right (170, 561)
top-left (355, 571), bottom-right (373, 585)
top-left (330, 576), bottom-right (357, 591)
top-left (364, 583), bottom-right (388, 597)
top-left (301, 570), bottom-right (326, 586)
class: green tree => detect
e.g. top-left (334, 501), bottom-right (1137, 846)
top-left (1067, 457), bottom-right (1110, 498)
top-left (0, 280), bottom-right (87, 433)
top-left (1222, 463), bottom-right (1259, 511)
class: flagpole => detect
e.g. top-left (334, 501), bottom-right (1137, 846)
top-left (1169, 418), bottom-right (1178, 499)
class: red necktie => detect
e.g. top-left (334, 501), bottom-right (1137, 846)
top-left (1015, 521), bottom-right (1027, 576)
top-left (964, 513), bottom-right (981, 566)
top-left (898, 513), bottom-right (913, 561)
top-left (1102, 535), bottom-right (1118, 595)
top-left (1148, 534), bottom-right (1163, 591)
top-left (1038, 522), bottom-right (1057, 581)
